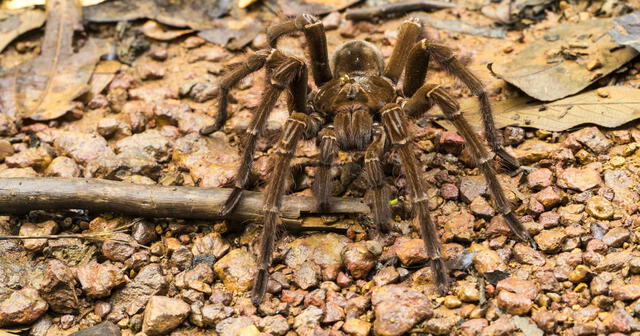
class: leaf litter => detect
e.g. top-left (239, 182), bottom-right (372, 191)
top-left (0, 8), bottom-right (46, 52)
top-left (0, 0), bottom-right (110, 121)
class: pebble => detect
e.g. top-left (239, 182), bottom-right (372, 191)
top-left (137, 62), bottom-right (165, 80)
top-left (213, 249), bottom-right (257, 292)
top-left (442, 211), bottom-right (475, 242)
top-left (142, 296), bottom-right (190, 336)
top-left (131, 220), bottom-right (158, 245)
top-left (440, 183), bottom-right (459, 200)
top-left (534, 186), bottom-right (563, 209)
top-left (201, 304), bottom-right (233, 326)
top-left (191, 232), bottom-right (230, 259)
top-left (76, 262), bottom-right (125, 298)
top-left (437, 131), bottom-right (466, 155)
top-left (456, 283), bottom-right (480, 302)
top-left (373, 266), bottom-right (400, 286)
top-left (176, 263), bottom-right (214, 293)
top-left (470, 197), bottom-right (496, 217)
top-left (496, 278), bottom-right (538, 300)
top-left (585, 195), bottom-right (614, 220)
top-left (45, 156), bottom-right (80, 177)
top-left (342, 242), bottom-right (376, 279)
top-left (70, 321), bottom-right (121, 336)
top-left (611, 284), bottom-right (640, 301)
top-left (459, 176), bottom-right (487, 203)
top-left (18, 220), bottom-right (57, 251)
top-left (527, 168), bottom-right (553, 190)
top-left (393, 238), bottom-right (428, 266)
top-left (0, 287), bottom-right (48, 327)
top-left (342, 318), bottom-right (371, 336)
top-left (54, 131), bottom-right (115, 165)
top-left (534, 228), bottom-right (566, 253)
top-left (294, 261), bottom-right (320, 290)
top-left (294, 306), bottom-right (323, 328)
top-left (602, 227), bottom-right (630, 247)
top-left (557, 167), bottom-right (602, 191)
top-left (115, 129), bottom-right (172, 162)
top-left (572, 126), bottom-right (612, 154)
top-left (472, 245), bottom-right (506, 274)
top-left (6, 147), bottom-right (52, 170)
top-left (568, 265), bottom-right (590, 283)
top-left (106, 263), bottom-right (168, 321)
top-left (371, 284), bottom-right (432, 336)
top-left (595, 249), bottom-right (633, 272)
top-left (171, 246), bottom-right (194, 270)
top-left (97, 117), bottom-right (120, 138)
top-left (459, 319), bottom-right (488, 335)
top-left (513, 243), bottom-right (546, 266)
top-left (101, 233), bottom-right (136, 262)
top-left (260, 315), bottom-right (289, 335)
top-left (322, 12), bottom-right (342, 30)
top-left (184, 36), bottom-right (205, 49)
top-left (504, 126), bottom-right (525, 145)
top-left (0, 140), bottom-right (14, 161)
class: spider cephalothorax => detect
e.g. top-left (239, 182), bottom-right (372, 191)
top-left (201, 14), bottom-right (532, 304)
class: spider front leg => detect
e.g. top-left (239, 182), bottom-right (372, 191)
top-left (200, 50), bottom-right (271, 135)
top-left (267, 14), bottom-right (332, 86)
top-left (313, 127), bottom-right (337, 212)
top-left (406, 84), bottom-right (533, 245)
top-left (253, 112), bottom-right (309, 305)
top-left (402, 39), bottom-right (520, 172)
top-left (218, 53), bottom-right (308, 217)
top-left (364, 125), bottom-right (391, 232)
top-left (380, 103), bottom-right (449, 294)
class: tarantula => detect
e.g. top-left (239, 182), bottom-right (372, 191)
top-left (201, 14), bottom-right (533, 304)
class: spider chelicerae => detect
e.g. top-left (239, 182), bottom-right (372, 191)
top-left (201, 14), bottom-right (534, 304)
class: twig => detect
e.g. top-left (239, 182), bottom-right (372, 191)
top-left (346, 1), bottom-right (458, 21)
top-left (0, 178), bottom-right (370, 224)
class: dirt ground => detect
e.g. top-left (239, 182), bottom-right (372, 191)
top-left (2, 0), bottom-right (640, 335)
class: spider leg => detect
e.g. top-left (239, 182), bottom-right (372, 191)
top-left (380, 103), bottom-right (449, 294)
top-left (383, 17), bottom-right (422, 84)
top-left (364, 124), bottom-right (392, 232)
top-left (267, 14), bottom-right (332, 86)
top-left (313, 126), bottom-right (337, 212)
top-left (200, 49), bottom-right (271, 135)
top-left (410, 84), bottom-right (534, 245)
top-left (402, 40), bottom-right (520, 172)
top-left (218, 54), bottom-right (307, 217)
top-left (253, 112), bottom-right (308, 305)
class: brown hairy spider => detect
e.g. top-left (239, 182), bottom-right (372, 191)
top-left (201, 14), bottom-right (533, 304)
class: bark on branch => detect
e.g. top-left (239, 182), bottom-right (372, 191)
top-left (0, 178), bottom-right (369, 224)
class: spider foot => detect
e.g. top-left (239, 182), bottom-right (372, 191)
top-left (431, 257), bottom-right (450, 295)
top-left (494, 147), bottom-right (520, 173)
top-left (252, 269), bottom-right (269, 305)
top-left (218, 187), bottom-right (242, 217)
top-left (199, 122), bottom-right (222, 136)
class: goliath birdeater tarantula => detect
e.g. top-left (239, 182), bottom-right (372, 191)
top-left (201, 14), bottom-right (533, 304)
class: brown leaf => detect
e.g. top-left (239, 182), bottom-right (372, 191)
top-left (198, 17), bottom-right (264, 51)
top-left (440, 86), bottom-right (640, 132)
top-left (141, 20), bottom-right (193, 41)
top-left (88, 59), bottom-right (121, 97)
top-left (610, 11), bottom-right (640, 52)
top-left (83, 0), bottom-right (233, 30)
top-left (492, 19), bottom-right (638, 101)
top-left (268, 0), bottom-right (361, 16)
top-left (0, 8), bottom-right (46, 52)
top-left (0, 0), bottom-right (110, 120)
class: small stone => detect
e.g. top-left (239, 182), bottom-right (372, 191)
top-left (0, 288), bottom-right (48, 327)
top-left (132, 220), bottom-right (158, 245)
top-left (322, 12), bottom-right (342, 30)
top-left (342, 242), bottom-right (376, 279)
top-left (45, 156), bottom-right (80, 177)
top-left (142, 296), bottom-right (190, 336)
top-left (184, 36), bottom-right (205, 49)
top-left (440, 183), bottom-right (459, 200)
top-left (437, 131), bottom-right (465, 155)
top-left (557, 167), bottom-right (602, 191)
top-left (101, 233), bottom-right (136, 262)
top-left (534, 228), bottom-right (566, 253)
top-left (611, 284), bottom-right (640, 301)
top-left (0, 140), bottom-right (14, 161)
top-left (504, 127), bottom-right (525, 146)
top-left (6, 147), bottom-right (52, 170)
top-left (94, 302), bottom-right (111, 319)
top-left (513, 243), bottom-right (546, 266)
top-left (470, 197), bottom-right (495, 217)
top-left (171, 246), bottom-right (194, 270)
top-left (534, 186), bottom-right (563, 209)
top-left (496, 278), bottom-right (538, 300)
top-left (497, 290), bottom-right (532, 315)
top-left (459, 176), bottom-right (487, 203)
top-left (18, 220), bottom-right (57, 251)
top-left (150, 44), bottom-right (167, 61)
top-left (70, 321), bottom-right (121, 336)
top-left (76, 262), bottom-right (125, 298)
top-left (442, 211), bottom-right (475, 242)
top-left (202, 304), bottom-right (233, 326)
top-left (585, 195), bottom-right (614, 220)
top-left (459, 319), bottom-right (488, 336)
top-left (293, 261), bottom-right (319, 290)
top-left (472, 246), bottom-right (506, 274)
top-left (456, 285), bottom-right (480, 302)
top-left (294, 306), bottom-right (323, 328)
top-left (216, 317), bottom-right (255, 336)
top-left (590, 275), bottom-right (609, 296)
top-left (192, 233), bottom-right (230, 259)
top-left (97, 118), bottom-right (120, 138)
top-left (372, 285), bottom-right (432, 336)
top-left (568, 265), bottom-right (590, 283)
top-left (260, 315), bottom-right (289, 335)
top-left (343, 318), bottom-right (371, 336)
top-left (373, 266), bottom-right (400, 286)
top-left (214, 249), bottom-right (258, 292)
top-left (393, 238), bottom-right (428, 266)
top-left (596, 249), bottom-right (633, 272)
top-left (527, 168), bottom-right (553, 190)
top-left (443, 295), bottom-right (462, 309)
top-left (572, 127), bottom-right (612, 154)
top-left (137, 62), bottom-right (165, 80)
top-left (602, 227), bottom-right (630, 247)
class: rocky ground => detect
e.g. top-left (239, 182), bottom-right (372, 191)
top-left (2, 0), bottom-right (640, 335)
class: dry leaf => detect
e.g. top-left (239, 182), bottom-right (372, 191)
top-left (2, 0), bottom-right (105, 9)
top-left (513, 316), bottom-right (544, 336)
top-left (88, 59), bottom-right (121, 98)
top-left (0, 8), bottom-right (46, 52)
top-left (198, 17), bottom-right (264, 50)
top-left (0, 0), bottom-right (110, 120)
top-left (492, 19), bottom-right (638, 101)
top-left (141, 20), bottom-right (193, 41)
top-left (268, 0), bottom-right (361, 16)
top-left (84, 0), bottom-right (233, 30)
top-left (439, 86), bottom-right (640, 132)
top-left (610, 11), bottom-right (640, 52)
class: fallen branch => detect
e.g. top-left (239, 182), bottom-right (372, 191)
top-left (0, 178), bottom-right (369, 226)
